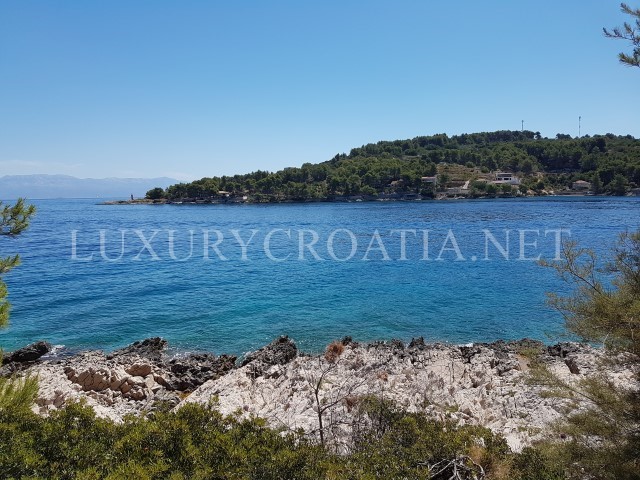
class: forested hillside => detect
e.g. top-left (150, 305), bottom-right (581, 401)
top-left (147, 131), bottom-right (640, 202)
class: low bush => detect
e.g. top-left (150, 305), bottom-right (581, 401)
top-left (0, 396), bottom-right (569, 479)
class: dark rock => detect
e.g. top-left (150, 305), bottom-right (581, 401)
top-left (459, 345), bottom-right (481, 363)
top-left (2, 341), bottom-right (52, 364)
top-left (169, 362), bottom-right (190, 375)
top-left (341, 336), bottom-right (358, 347)
top-left (496, 359), bottom-right (520, 376)
top-left (484, 340), bottom-right (512, 359)
top-left (389, 339), bottom-right (405, 351)
top-left (109, 337), bottom-right (167, 364)
top-left (242, 336), bottom-right (297, 378)
top-left (164, 353), bottom-right (236, 391)
top-left (509, 338), bottom-right (545, 352)
top-left (409, 337), bottom-right (425, 349)
top-left (548, 343), bottom-right (580, 359)
top-left (490, 339), bottom-right (546, 359)
top-left (368, 341), bottom-right (386, 350)
top-left (565, 357), bottom-right (581, 374)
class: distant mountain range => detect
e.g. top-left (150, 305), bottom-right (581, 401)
top-left (0, 174), bottom-right (179, 199)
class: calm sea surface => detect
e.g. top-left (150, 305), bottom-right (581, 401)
top-left (0, 197), bottom-right (638, 355)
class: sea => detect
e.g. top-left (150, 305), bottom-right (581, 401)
top-left (0, 197), bottom-right (638, 356)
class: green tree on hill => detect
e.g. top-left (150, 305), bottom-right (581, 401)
top-left (591, 172), bottom-right (603, 194)
top-left (145, 187), bottom-right (165, 200)
top-left (500, 183), bottom-right (513, 194)
top-left (610, 173), bottom-right (630, 195)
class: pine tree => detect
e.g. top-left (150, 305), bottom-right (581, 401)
top-left (0, 198), bottom-right (38, 412)
top-left (537, 231), bottom-right (640, 478)
top-left (604, 3), bottom-right (640, 67)
top-left (0, 198), bottom-right (36, 327)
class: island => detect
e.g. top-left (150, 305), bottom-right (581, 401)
top-left (109, 130), bottom-right (640, 205)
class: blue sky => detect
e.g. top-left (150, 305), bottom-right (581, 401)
top-left (1, 1), bottom-right (638, 181)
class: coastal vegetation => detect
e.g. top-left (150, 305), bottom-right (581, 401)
top-left (0, 395), bottom-right (561, 479)
top-left (146, 131), bottom-right (640, 203)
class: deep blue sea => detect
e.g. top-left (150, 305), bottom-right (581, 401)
top-left (0, 197), bottom-right (638, 356)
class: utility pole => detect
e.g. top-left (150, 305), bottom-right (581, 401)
top-left (578, 116), bottom-right (581, 137)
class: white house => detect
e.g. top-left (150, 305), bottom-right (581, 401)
top-left (493, 172), bottom-right (520, 185)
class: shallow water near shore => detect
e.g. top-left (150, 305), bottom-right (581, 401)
top-left (1, 196), bottom-right (638, 355)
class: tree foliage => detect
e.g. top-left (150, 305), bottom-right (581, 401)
top-left (604, 3), bottom-right (640, 68)
top-left (0, 198), bottom-right (35, 328)
top-left (145, 187), bottom-right (166, 200)
top-left (0, 198), bottom-right (38, 414)
top-left (542, 231), bottom-right (640, 354)
top-left (0, 376), bottom-right (38, 414)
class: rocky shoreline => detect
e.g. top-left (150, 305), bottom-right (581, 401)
top-left (2, 336), bottom-right (638, 452)
top-left (101, 191), bottom-right (601, 206)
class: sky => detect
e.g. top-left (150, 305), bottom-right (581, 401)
top-left (0, 1), bottom-right (638, 181)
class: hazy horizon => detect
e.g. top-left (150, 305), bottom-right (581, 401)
top-left (0, 174), bottom-right (178, 199)
top-left (0, 173), bottom-right (178, 181)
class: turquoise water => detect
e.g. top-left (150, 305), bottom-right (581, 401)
top-left (0, 197), bottom-right (638, 356)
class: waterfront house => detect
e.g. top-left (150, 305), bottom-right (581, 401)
top-left (572, 180), bottom-right (592, 191)
top-left (421, 175), bottom-right (438, 185)
top-left (495, 172), bottom-right (514, 182)
top-left (492, 172), bottom-right (520, 186)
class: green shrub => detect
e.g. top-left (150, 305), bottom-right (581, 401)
top-left (0, 395), bottom-right (577, 479)
top-left (0, 401), bottom-right (328, 479)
